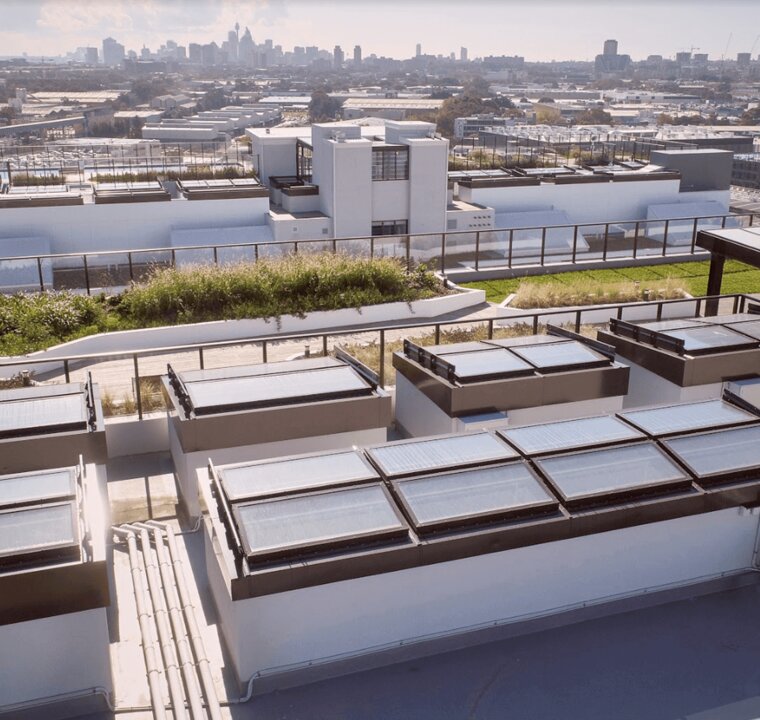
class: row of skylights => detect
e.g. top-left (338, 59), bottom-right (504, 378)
top-left (210, 397), bottom-right (760, 567)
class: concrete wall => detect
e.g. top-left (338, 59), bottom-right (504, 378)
top-left (250, 135), bottom-right (296, 186)
top-left (0, 607), bottom-right (113, 713)
top-left (217, 507), bottom-right (760, 685)
top-left (331, 141), bottom-right (373, 238)
top-left (621, 361), bottom-right (723, 409)
top-left (408, 137), bottom-right (449, 234)
top-left (0, 196), bottom-right (271, 258)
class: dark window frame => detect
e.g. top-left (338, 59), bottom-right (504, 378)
top-left (371, 219), bottom-right (409, 237)
top-left (371, 146), bottom-right (409, 181)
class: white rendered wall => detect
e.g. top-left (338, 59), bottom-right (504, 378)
top-left (0, 607), bottom-right (112, 712)
top-left (249, 136), bottom-right (296, 186)
top-left (407, 137), bottom-right (449, 234)
top-left (371, 180), bottom-right (409, 222)
top-left (176, 427), bottom-right (388, 517)
top-left (0, 197), bottom-right (271, 257)
top-left (621, 360), bottom-right (722, 409)
top-left (222, 507), bottom-right (760, 684)
top-left (330, 141), bottom-right (373, 238)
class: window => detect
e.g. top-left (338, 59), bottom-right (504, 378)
top-left (372, 147), bottom-right (409, 181)
top-left (372, 220), bottom-right (408, 236)
top-left (295, 140), bottom-right (312, 183)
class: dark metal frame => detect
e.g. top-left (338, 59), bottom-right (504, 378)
top-left (532, 441), bottom-right (694, 510)
top-left (371, 146), bottom-right (409, 182)
top-left (390, 461), bottom-right (559, 535)
top-left (365, 430), bottom-right (517, 479)
top-left (232, 482), bottom-right (410, 564)
top-left (216, 449), bottom-right (380, 502)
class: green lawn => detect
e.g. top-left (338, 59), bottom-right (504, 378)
top-left (463, 260), bottom-right (760, 304)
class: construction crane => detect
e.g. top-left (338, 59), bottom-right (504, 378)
top-left (721, 32), bottom-right (733, 61)
top-left (751, 34), bottom-right (760, 57)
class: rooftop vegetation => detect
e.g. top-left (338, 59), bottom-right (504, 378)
top-left (0, 254), bottom-right (444, 356)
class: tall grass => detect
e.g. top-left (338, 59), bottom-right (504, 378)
top-left (117, 255), bottom-right (443, 325)
top-left (92, 166), bottom-right (256, 184)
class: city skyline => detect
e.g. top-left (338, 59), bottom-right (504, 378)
top-left (1, 0), bottom-right (760, 63)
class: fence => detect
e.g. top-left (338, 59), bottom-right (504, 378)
top-left (0, 293), bottom-right (752, 420)
top-left (1, 212), bottom-right (757, 295)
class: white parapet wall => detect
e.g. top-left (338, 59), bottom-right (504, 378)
top-left (206, 506), bottom-right (760, 690)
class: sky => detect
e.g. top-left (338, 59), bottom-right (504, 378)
top-left (1, 0), bottom-right (760, 63)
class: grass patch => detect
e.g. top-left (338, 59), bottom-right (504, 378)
top-left (0, 254), bottom-right (445, 356)
top-left (91, 166), bottom-right (256, 184)
top-left (463, 260), bottom-right (760, 307)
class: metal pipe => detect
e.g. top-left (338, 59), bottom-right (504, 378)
top-left (132, 526), bottom-right (189, 720)
top-left (147, 521), bottom-right (223, 720)
top-left (113, 527), bottom-right (168, 720)
top-left (136, 524), bottom-right (205, 720)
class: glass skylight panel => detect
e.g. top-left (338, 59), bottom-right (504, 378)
top-left (634, 320), bottom-right (702, 332)
top-left (694, 313), bottom-right (759, 325)
top-left (424, 341), bottom-right (495, 355)
top-left (368, 432), bottom-right (517, 478)
top-left (619, 400), bottom-right (757, 436)
top-left (0, 468), bottom-right (76, 508)
top-left (179, 356), bottom-right (340, 383)
top-left (219, 451), bottom-right (378, 501)
top-left (663, 425), bottom-right (760, 480)
top-left (485, 336), bottom-right (565, 349)
top-left (0, 394), bottom-right (87, 438)
top-left (535, 443), bottom-right (689, 506)
top-left (726, 320), bottom-right (760, 341)
top-left (0, 503), bottom-right (78, 562)
top-left (394, 463), bottom-right (557, 531)
top-left (186, 365), bottom-right (371, 413)
top-left (234, 484), bottom-right (407, 561)
top-left (659, 325), bottom-right (758, 354)
top-left (501, 416), bottom-right (644, 455)
top-left (510, 341), bottom-right (609, 372)
top-left (442, 349), bottom-right (533, 381)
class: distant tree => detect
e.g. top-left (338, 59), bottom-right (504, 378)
top-left (575, 107), bottom-right (613, 124)
top-left (197, 88), bottom-right (229, 111)
top-left (308, 91), bottom-right (342, 123)
top-left (535, 106), bottom-right (564, 125)
top-left (537, 97), bottom-right (555, 104)
top-left (740, 107), bottom-right (760, 125)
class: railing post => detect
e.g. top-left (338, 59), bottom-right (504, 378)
top-left (128, 252), bottom-right (134, 283)
top-left (633, 221), bottom-right (639, 259)
top-left (721, 215), bottom-right (727, 229)
top-left (540, 227), bottom-right (547, 266)
top-left (294, 241), bottom-right (298, 255)
top-left (507, 229), bottom-right (514, 268)
top-left (322, 335), bottom-right (328, 357)
top-left (440, 234), bottom-right (446, 274)
top-left (198, 347), bottom-right (204, 370)
top-left (475, 231), bottom-right (480, 272)
top-left (602, 224), bottom-right (609, 261)
top-left (571, 225), bottom-right (578, 264)
top-left (379, 330), bottom-right (386, 387)
top-left (690, 218), bottom-right (698, 254)
top-left (83, 254), bottom-right (91, 295)
top-left (370, 236), bottom-right (375, 259)
top-left (213, 246), bottom-right (218, 266)
top-left (63, 359), bottom-right (70, 383)
top-left (488, 318), bottom-right (494, 339)
top-left (575, 309), bottom-right (581, 333)
top-left (254, 244), bottom-right (259, 262)
top-left (406, 235), bottom-right (412, 271)
top-left (733, 295), bottom-right (740, 314)
top-left (262, 339), bottom-right (268, 363)
top-left (332, 237), bottom-right (337, 254)
top-left (171, 249), bottom-right (176, 268)
top-left (133, 354), bottom-right (143, 420)
top-left (532, 315), bottom-right (539, 334)
top-left (37, 257), bottom-right (44, 292)
top-left (662, 220), bottom-right (669, 257)
top-left (434, 324), bottom-right (441, 345)
top-left (656, 302), bottom-right (663, 321)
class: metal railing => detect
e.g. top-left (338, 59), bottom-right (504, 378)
top-left (1, 212), bottom-right (756, 294)
top-left (0, 293), bottom-right (752, 420)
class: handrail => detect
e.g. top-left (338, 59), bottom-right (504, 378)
top-left (0, 212), bottom-right (754, 266)
top-left (0, 293), bottom-right (745, 369)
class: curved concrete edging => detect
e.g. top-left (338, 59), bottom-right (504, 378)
top-left (1, 283), bottom-right (485, 373)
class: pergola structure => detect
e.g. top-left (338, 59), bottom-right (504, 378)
top-left (697, 227), bottom-right (760, 314)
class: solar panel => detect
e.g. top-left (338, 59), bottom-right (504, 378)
top-left (0, 502), bottom-right (79, 566)
top-left (619, 400), bottom-right (758, 436)
top-left (393, 463), bottom-right (557, 532)
top-left (659, 325), bottom-right (758, 355)
top-left (367, 432), bottom-right (517, 478)
top-left (510, 341), bottom-right (610, 372)
top-left (501, 416), bottom-right (644, 455)
top-left (179, 356), bottom-right (341, 384)
top-left (442, 349), bottom-right (534, 382)
top-left (219, 450), bottom-right (379, 501)
top-left (233, 484), bottom-right (407, 561)
top-left (0, 468), bottom-right (77, 508)
top-left (0, 393), bottom-right (88, 439)
top-left (663, 425), bottom-right (760, 481)
top-left (186, 365), bottom-right (372, 414)
top-left (535, 443), bottom-right (690, 507)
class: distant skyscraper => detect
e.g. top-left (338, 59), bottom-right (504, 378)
top-left (595, 39), bottom-right (630, 76)
top-left (460, 47), bottom-right (468, 62)
top-left (238, 27), bottom-right (254, 66)
top-left (353, 45), bottom-right (362, 66)
top-left (675, 51), bottom-right (692, 65)
top-left (188, 43), bottom-right (202, 64)
top-left (227, 30), bottom-right (239, 62)
top-left (102, 37), bottom-right (125, 66)
top-left (333, 45), bottom-right (344, 68)
top-left (416, 43), bottom-right (422, 57)
top-left (737, 52), bottom-right (751, 67)
top-left (84, 47), bottom-right (98, 65)
top-left (603, 39), bottom-right (618, 56)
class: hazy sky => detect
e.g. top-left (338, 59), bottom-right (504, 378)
top-left (1, 0), bottom-right (760, 62)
